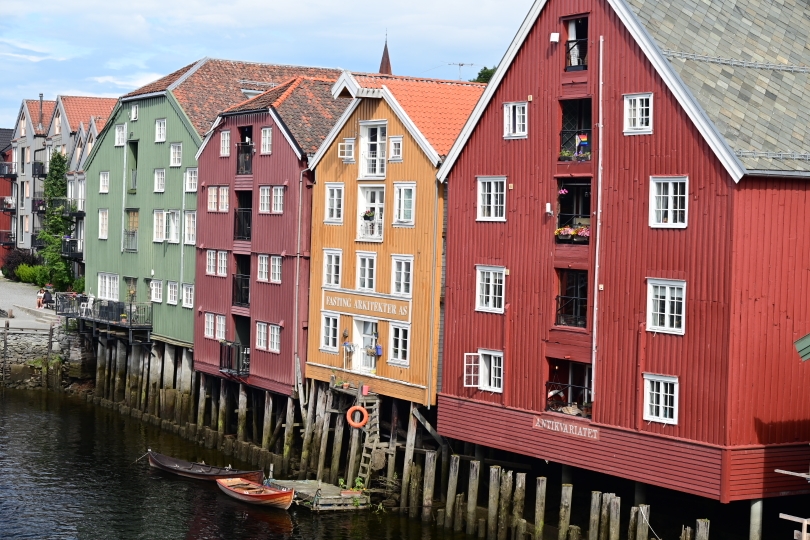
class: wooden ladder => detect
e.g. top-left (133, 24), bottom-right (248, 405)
top-left (356, 396), bottom-right (382, 486)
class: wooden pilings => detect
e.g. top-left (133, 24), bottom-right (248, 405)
top-left (467, 460), bottom-right (481, 535)
top-left (487, 465), bottom-right (501, 539)
top-left (559, 484), bottom-right (573, 540)
top-left (444, 454), bottom-right (460, 528)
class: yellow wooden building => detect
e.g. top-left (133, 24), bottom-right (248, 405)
top-left (307, 72), bottom-right (484, 405)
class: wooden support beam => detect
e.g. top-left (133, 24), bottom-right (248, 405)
top-left (298, 381), bottom-right (319, 479)
top-left (558, 484), bottom-right (573, 540)
top-left (467, 460), bottom-right (481, 535)
top-left (261, 391), bottom-right (273, 451)
top-left (316, 390), bottom-right (333, 481)
top-left (399, 402), bottom-right (417, 513)
top-left (536, 477), bottom-right (547, 540)
top-left (695, 519), bottom-right (709, 540)
top-left (599, 493), bottom-right (611, 540)
top-left (422, 450), bottom-right (437, 522)
top-left (308, 385), bottom-right (328, 477)
top-left (608, 496), bottom-right (620, 540)
top-left (487, 465), bottom-right (501, 540)
top-left (282, 396), bottom-right (295, 476)
top-left (444, 454), bottom-right (460, 529)
top-left (512, 472), bottom-right (526, 530)
top-left (636, 505), bottom-right (650, 540)
top-left (329, 397), bottom-right (346, 485)
top-left (497, 469), bottom-right (513, 540)
top-left (628, 507), bottom-right (638, 540)
top-left (589, 491), bottom-right (602, 540)
top-left (237, 383), bottom-right (247, 443)
top-left (412, 408), bottom-right (445, 447)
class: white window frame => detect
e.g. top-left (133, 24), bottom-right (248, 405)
top-left (207, 186), bottom-right (218, 212)
top-left (646, 278), bottom-right (686, 335)
top-left (204, 313), bottom-right (215, 338)
top-left (357, 185), bottom-right (385, 242)
top-left (215, 314), bottom-right (226, 340)
top-left (389, 136), bottom-right (403, 162)
top-left (323, 249), bottom-right (342, 288)
top-left (114, 125), bottom-right (125, 147)
top-left (259, 186), bottom-right (271, 213)
top-left (165, 210), bottom-right (180, 243)
top-left (643, 373), bottom-right (678, 425)
top-left (185, 168), bottom-right (198, 192)
top-left (98, 209), bottom-right (108, 239)
top-left (257, 254), bottom-right (269, 282)
top-left (184, 211), bottom-right (196, 245)
top-left (503, 102), bottom-right (528, 138)
top-left (360, 121), bottom-right (387, 179)
top-left (393, 183), bottom-right (415, 226)
top-left (150, 280), bottom-right (162, 303)
top-left (321, 312), bottom-right (340, 352)
top-left (270, 255), bottom-right (282, 284)
top-left (155, 118), bottom-right (166, 143)
top-left (182, 284), bottom-right (194, 308)
top-left (391, 255), bottom-right (413, 297)
top-left (389, 323), bottom-right (410, 366)
top-left (220, 131), bottom-right (231, 156)
top-left (153, 210), bottom-right (165, 242)
top-left (130, 104), bottom-right (139, 121)
top-left (356, 252), bottom-right (377, 292)
top-left (464, 350), bottom-right (504, 392)
top-left (206, 250), bottom-right (217, 275)
top-left (268, 324), bottom-right (281, 353)
top-left (477, 176), bottom-right (506, 221)
top-left (624, 93), bottom-right (653, 135)
top-left (170, 143), bottom-right (182, 167)
top-left (154, 168), bottom-right (165, 193)
top-left (325, 183), bottom-right (344, 223)
top-left (256, 322), bottom-right (268, 349)
top-left (272, 186), bottom-right (284, 214)
top-left (476, 265), bottom-right (505, 314)
top-left (167, 281), bottom-right (178, 305)
top-left (217, 251), bottom-right (228, 277)
top-left (261, 127), bottom-right (272, 154)
top-left (218, 186), bottom-right (229, 212)
top-left (338, 138), bottom-right (355, 163)
top-left (649, 176), bottom-right (688, 229)
top-left (97, 273), bottom-right (119, 301)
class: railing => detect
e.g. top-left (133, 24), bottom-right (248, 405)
top-left (546, 381), bottom-right (592, 418)
top-left (565, 39), bottom-right (588, 71)
top-left (61, 238), bottom-right (84, 259)
top-left (555, 213), bottom-right (591, 244)
top-left (234, 209), bottom-right (252, 240)
top-left (32, 161), bottom-right (45, 178)
top-left (31, 228), bottom-right (45, 248)
top-left (559, 129), bottom-right (592, 161)
top-left (123, 229), bottom-right (138, 252)
top-left (0, 230), bottom-right (15, 245)
top-left (53, 197), bottom-right (85, 216)
top-left (233, 274), bottom-right (250, 307)
top-left (2, 197), bottom-right (16, 212)
top-left (220, 341), bottom-right (250, 376)
top-left (0, 162), bottom-right (16, 176)
top-left (80, 297), bottom-right (152, 328)
top-left (236, 143), bottom-right (253, 175)
top-left (55, 292), bottom-right (81, 317)
top-left (358, 217), bottom-right (384, 241)
top-left (32, 192), bottom-right (46, 213)
top-left (556, 295), bottom-right (587, 328)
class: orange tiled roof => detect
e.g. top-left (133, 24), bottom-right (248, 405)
top-left (352, 74), bottom-right (485, 156)
top-left (60, 96), bottom-right (118, 134)
top-left (24, 99), bottom-right (56, 136)
top-left (123, 61), bottom-right (198, 99)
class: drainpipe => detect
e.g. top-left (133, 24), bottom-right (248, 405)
top-left (38, 94), bottom-right (43, 132)
top-left (590, 36), bottom-right (605, 401)
top-left (425, 174), bottom-right (440, 409)
top-left (293, 166), bottom-right (309, 398)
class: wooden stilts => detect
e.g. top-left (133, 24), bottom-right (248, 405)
top-left (346, 409), bottom-right (361, 487)
top-left (441, 443), bottom-right (450, 503)
top-left (478, 518), bottom-right (487, 538)
top-left (535, 477), bottom-right (547, 540)
top-left (139, 346), bottom-right (150, 412)
top-left (568, 525), bottom-right (582, 540)
top-left (588, 491), bottom-right (602, 540)
top-left (444, 454), bottom-right (460, 529)
top-left (261, 391), bottom-right (273, 450)
top-left (599, 493), bottom-right (611, 540)
top-left (422, 450), bottom-right (437, 522)
top-left (282, 396), bottom-right (296, 476)
top-left (487, 465), bottom-right (501, 540)
top-left (695, 519), bottom-right (709, 540)
top-left (217, 379), bottom-right (228, 434)
top-left (516, 518), bottom-right (527, 540)
top-left (409, 462), bottom-right (422, 519)
top-left (298, 381), bottom-right (319, 479)
top-left (386, 400), bottom-right (399, 494)
top-left (558, 484), bottom-right (573, 540)
top-left (308, 386), bottom-right (328, 477)
top-left (399, 402), bottom-right (417, 513)
top-left (329, 397), bottom-right (346, 485)
top-left (250, 389), bottom-right (259, 444)
top-left (636, 505), bottom-right (650, 540)
top-left (497, 469), bottom-right (512, 540)
top-left (196, 373), bottom-right (207, 428)
top-left (608, 496), bottom-right (620, 540)
top-left (467, 459), bottom-right (481, 535)
top-left (512, 472), bottom-right (526, 530)
top-left (316, 389), bottom-right (333, 481)
top-left (210, 378), bottom-right (219, 429)
top-left (437, 509), bottom-right (445, 527)
top-left (628, 507), bottom-right (639, 540)
top-left (237, 383), bottom-right (247, 442)
top-left (453, 493), bottom-right (464, 532)
top-left (680, 526), bottom-right (693, 540)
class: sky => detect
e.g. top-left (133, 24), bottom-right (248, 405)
top-left (0, 0), bottom-right (534, 128)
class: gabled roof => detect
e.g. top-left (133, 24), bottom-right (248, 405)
top-left (23, 99), bottom-right (56, 136)
top-left (59, 96), bottom-right (118, 135)
top-left (439, 0), bottom-right (810, 182)
top-left (223, 77), bottom-right (351, 157)
top-left (123, 58), bottom-right (341, 138)
top-left (0, 128), bottom-right (12, 153)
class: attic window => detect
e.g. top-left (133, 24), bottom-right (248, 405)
top-left (131, 104), bottom-right (139, 122)
top-left (338, 138), bottom-right (355, 162)
top-left (54, 111), bottom-right (62, 135)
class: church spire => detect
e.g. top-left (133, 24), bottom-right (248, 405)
top-left (379, 33), bottom-right (392, 75)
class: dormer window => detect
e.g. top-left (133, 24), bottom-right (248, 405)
top-left (54, 111), bottom-right (62, 135)
top-left (360, 122), bottom-right (386, 178)
top-left (565, 18), bottom-right (588, 71)
top-left (19, 115), bottom-right (26, 137)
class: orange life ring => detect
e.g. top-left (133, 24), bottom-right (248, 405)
top-left (346, 405), bottom-right (369, 428)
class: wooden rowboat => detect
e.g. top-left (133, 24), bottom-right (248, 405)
top-left (216, 477), bottom-right (295, 509)
top-left (147, 450), bottom-right (264, 484)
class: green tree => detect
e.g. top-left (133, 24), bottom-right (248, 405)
top-left (471, 66), bottom-right (496, 83)
top-left (38, 152), bottom-right (72, 291)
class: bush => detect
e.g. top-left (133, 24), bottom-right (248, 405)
top-left (15, 264), bottom-right (37, 283)
top-left (1, 249), bottom-right (41, 281)
top-left (34, 265), bottom-right (50, 287)
top-left (72, 276), bottom-right (85, 294)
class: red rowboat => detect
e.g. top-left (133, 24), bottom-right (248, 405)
top-left (147, 451), bottom-right (264, 484)
top-left (216, 477), bottom-right (295, 509)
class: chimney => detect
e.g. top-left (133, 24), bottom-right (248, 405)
top-left (38, 93), bottom-right (43, 130)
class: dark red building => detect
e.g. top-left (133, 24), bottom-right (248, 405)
top-left (194, 77), bottom-right (349, 396)
top-left (436, 0), bottom-right (810, 517)
top-left (0, 128), bottom-right (14, 264)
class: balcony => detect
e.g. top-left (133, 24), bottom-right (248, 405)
top-left (234, 209), bottom-right (252, 241)
top-left (358, 217), bottom-right (384, 241)
top-left (123, 229), bottom-right (138, 252)
top-left (32, 192), bottom-right (46, 214)
top-left (0, 162), bottom-right (17, 179)
top-left (53, 197), bottom-right (85, 217)
top-left (55, 293), bottom-right (153, 329)
top-left (0, 230), bottom-right (15, 246)
top-left (2, 197), bottom-right (16, 213)
top-left (546, 380), bottom-right (592, 418)
top-left (232, 274), bottom-right (250, 307)
top-left (61, 238), bottom-right (84, 259)
top-left (565, 39), bottom-right (588, 71)
top-left (31, 228), bottom-right (45, 249)
top-left (32, 161), bottom-right (45, 178)
top-left (236, 143), bottom-right (253, 175)
top-left (220, 341), bottom-right (250, 377)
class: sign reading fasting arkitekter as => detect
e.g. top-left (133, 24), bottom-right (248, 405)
top-left (533, 416), bottom-right (600, 440)
top-left (322, 290), bottom-right (411, 323)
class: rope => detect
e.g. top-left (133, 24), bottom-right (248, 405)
top-left (639, 506), bottom-right (663, 540)
top-left (133, 450), bottom-right (150, 464)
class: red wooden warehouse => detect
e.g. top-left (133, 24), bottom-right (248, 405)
top-left (194, 77), bottom-right (349, 396)
top-left (436, 0), bottom-right (810, 516)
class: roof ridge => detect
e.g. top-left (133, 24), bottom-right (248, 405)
top-left (352, 72), bottom-right (487, 87)
top-left (205, 57), bottom-right (340, 71)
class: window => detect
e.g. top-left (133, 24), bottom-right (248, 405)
top-left (19, 116), bottom-right (26, 137)
top-left (130, 104), bottom-right (139, 121)
top-left (556, 270), bottom-right (588, 328)
top-left (643, 373), bottom-right (678, 424)
top-left (503, 102), bottom-right (528, 138)
top-left (215, 315), bottom-right (226, 340)
top-left (166, 210), bottom-right (180, 243)
top-left (257, 254), bottom-right (269, 281)
top-left (98, 209), bottom-right (108, 239)
top-left (268, 324), bottom-right (281, 353)
top-left (256, 322), bottom-right (268, 349)
top-left (25, 147), bottom-right (30, 164)
top-left (324, 250), bottom-right (341, 288)
top-left (170, 143), bottom-right (182, 167)
top-left (217, 251), bottom-right (228, 277)
top-left (565, 17), bottom-right (589, 71)
top-left (270, 256), bottom-right (282, 283)
top-left (154, 169), bottom-right (165, 192)
top-left (153, 210), bottom-right (165, 242)
top-left (167, 281), bottom-right (178, 305)
top-left (477, 177), bottom-right (506, 221)
top-left (150, 280), bottom-right (162, 302)
top-left (184, 211), bottom-right (196, 244)
top-left (182, 284), bottom-right (194, 308)
top-left (358, 186), bottom-right (384, 241)
top-left (649, 177), bottom-right (687, 228)
top-left (54, 111), bottom-right (62, 134)
top-left (259, 186), bottom-right (271, 213)
top-left (204, 313), bottom-right (215, 338)
top-left (272, 186), bottom-right (284, 213)
top-left (261, 127), bottom-right (272, 154)
top-left (361, 123), bottom-right (386, 177)
top-left (392, 255), bottom-right (412, 296)
top-left (463, 350), bottom-right (504, 392)
top-left (207, 187), bottom-right (218, 211)
top-left (338, 138), bottom-right (355, 162)
top-left (647, 278), bottom-right (686, 335)
top-left (220, 131), bottom-right (230, 156)
top-left (185, 168), bottom-right (198, 192)
top-left (218, 186), bottom-right (229, 212)
top-left (325, 183), bottom-right (344, 223)
top-left (23, 215), bottom-right (29, 232)
top-left (624, 93), bottom-right (653, 135)
top-left (389, 136), bottom-right (403, 162)
top-left (115, 125), bottom-right (125, 146)
top-left (357, 253), bottom-right (376, 291)
top-left (476, 265), bottom-right (505, 313)
top-left (357, 319), bottom-right (379, 371)
top-left (155, 119), bottom-right (166, 142)
top-left (206, 250), bottom-right (217, 275)
top-left (393, 183), bottom-right (415, 225)
top-left (98, 273), bottom-right (119, 301)
top-left (390, 324), bottom-right (410, 366)
top-left (322, 313), bottom-right (339, 352)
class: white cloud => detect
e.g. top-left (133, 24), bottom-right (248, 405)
top-left (89, 73), bottom-right (165, 89)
